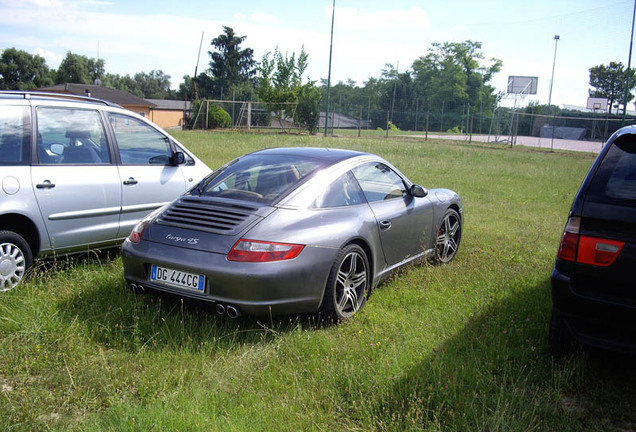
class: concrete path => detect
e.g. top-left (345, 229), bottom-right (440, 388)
top-left (405, 133), bottom-right (605, 154)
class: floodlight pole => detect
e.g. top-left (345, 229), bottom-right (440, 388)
top-left (324, 0), bottom-right (336, 137)
top-left (548, 35), bottom-right (560, 152)
top-left (622, 0), bottom-right (636, 125)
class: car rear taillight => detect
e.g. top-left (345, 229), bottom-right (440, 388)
top-left (227, 239), bottom-right (304, 262)
top-left (557, 217), bottom-right (625, 267)
top-left (128, 221), bottom-right (149, 244)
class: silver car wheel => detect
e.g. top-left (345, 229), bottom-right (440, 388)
top-left (320, 244), bottom-right (370, 322)
top-left (0, 241), bottom-right (26, 292)
top-left (435, 209), bottom-right (461, 263)
top-left (335, 250), bottom-right (367, 316)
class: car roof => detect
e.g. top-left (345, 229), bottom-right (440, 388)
top-left (0, 90), bottom-right (120, 107)
top-left (250, 147), bottom-right (370, 164)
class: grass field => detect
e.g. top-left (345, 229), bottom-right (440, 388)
top-left (2, 131), bottom-right (635, 431)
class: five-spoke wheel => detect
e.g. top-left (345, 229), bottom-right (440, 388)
top-left (435, 208), bottom-right (461, 263)
top-left (320, 244), bottom-right (370, 322)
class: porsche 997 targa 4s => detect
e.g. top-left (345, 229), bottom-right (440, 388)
top-left (122, 147), bottom-right (463, 321)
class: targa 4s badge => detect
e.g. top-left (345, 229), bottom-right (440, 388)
top-left (165, 234), bottom-right (199, 245)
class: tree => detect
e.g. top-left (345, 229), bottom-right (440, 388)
top-left (258, 46), bottom-right (320, 133)
top-left (0, 48), bottom-right (53, 89)
top-left (134, 70), bottom-right (173, 99)
top-left (589, 62), bottom-right (636, 114)
top-left (208, 26), bottom-right (256, 99)
top-left (55, 52), bottom-right (104, 85)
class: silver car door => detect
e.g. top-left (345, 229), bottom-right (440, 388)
top-left (352, 162), bottom-right (434, 266)
top-left (31, 106), bottom-right (121, 250)
top-left (107, 112), bottom-right (187, 238)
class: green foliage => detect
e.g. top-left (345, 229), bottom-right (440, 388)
top-left (589, 61), bottom-right (636, 114)
top-left (0, 48), bottom-right (53, 90)
top-left (207, 26), bottom-right (256, 99)
top-left (294, 83), bottom-right (321, 134)
top-left (258, 46), bottom-right (317, 133)
top-left (446, 126), bottom-right (462, 134)
top-left (191, 100), bottom-right (231, 129)
top-left (55, 52), bottom-right (104, 85)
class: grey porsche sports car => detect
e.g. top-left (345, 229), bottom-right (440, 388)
top-left (121, 147), bottom-right (463, 321)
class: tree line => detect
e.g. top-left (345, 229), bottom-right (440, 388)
top-left (2, 26), bottom-right (635, 133)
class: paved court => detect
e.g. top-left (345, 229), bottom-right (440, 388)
top-left (407, 133), bottom-right (605, 154)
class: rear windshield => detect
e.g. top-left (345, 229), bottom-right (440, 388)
top-left (587, 136), bottom-right (636, 205)
top-left (198, 154), bottom-right (326, 204)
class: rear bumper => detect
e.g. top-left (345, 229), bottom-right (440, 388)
top-left (122, 238), bottom-right (338, 316)
top-left (551, 267), bottom-right (636, 354)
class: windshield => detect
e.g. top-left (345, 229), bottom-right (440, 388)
top-left (198, 153), bottom-right (326, 204)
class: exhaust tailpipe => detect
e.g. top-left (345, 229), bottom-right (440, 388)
top-left (129, 283), bottom-right (145, 294)
top-left (215, 303), bottom-right (226, 315)
top-left (226, 305), bottom-right (241, 319)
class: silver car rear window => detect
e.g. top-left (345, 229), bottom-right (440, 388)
top-left (200, 154), bottom-right (326, 204)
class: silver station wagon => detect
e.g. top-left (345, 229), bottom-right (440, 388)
top-left (0, 91), bottom-right (211, 290)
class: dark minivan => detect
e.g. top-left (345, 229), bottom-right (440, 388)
top-left (550, 126), bottom-right (636, 354)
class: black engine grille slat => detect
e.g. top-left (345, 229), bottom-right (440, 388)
top-left (156, 198), bottom-right (260, 234)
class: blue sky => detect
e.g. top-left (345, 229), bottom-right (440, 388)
top-left (0, 0), bottom-right (633, 108)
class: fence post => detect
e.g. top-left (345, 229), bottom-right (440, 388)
top-left (247, 102), bottom-right (252, 131)
top-left (386, 111), bottom-right (390, 138)
top-left (469, 114), bottom-right (474, 143)
top-left (358, 106), bottom-right (362, 137)
top-left (205, 100), bottom-right (209, 130)
top-left (425, 111), bottom-right (429, 141)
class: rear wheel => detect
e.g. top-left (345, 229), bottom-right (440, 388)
top-left (319, 244), bottom-right (370, 322)
top-left (549, 308), bottom-right (575, 355)
top-left (0, 231), bottom-right (33, 292)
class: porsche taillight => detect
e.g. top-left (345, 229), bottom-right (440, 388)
top-left (557, 217), bottom-right (625, 267)
top-left (128, 221), bottom-right (149, 244)
top-left (227, 239), bottom-right (305, 262)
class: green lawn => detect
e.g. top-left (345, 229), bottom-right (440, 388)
top-left (2, 131), bottom-right (634, 431)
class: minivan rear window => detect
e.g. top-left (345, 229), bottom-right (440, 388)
top-left (587, 136), bottom-right (636, 204)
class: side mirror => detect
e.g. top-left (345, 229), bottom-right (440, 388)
top-left (410, 184), bottom-right (428, 198)
top-left (50, 144), bottom-right (65, 155)
top-left (171, 151), bottom-right (186, 166)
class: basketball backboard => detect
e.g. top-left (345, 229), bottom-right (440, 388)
top-left (507, 76), bottom-right (538, 95)
top-left (586, 97), bottom-right (609, 111)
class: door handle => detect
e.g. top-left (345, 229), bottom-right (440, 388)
top-left (123, 177), bottom-right (138, 185)
top-left (379, 220), bottom-right (392, 231)
top-left (36, 180), bottom-right (55, 189)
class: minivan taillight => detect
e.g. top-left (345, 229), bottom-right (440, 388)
top-left (557, 217), bottom-right (625, 267)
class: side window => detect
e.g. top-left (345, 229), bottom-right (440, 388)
top-left (351, 163), bottom-right (407, 203)
top-left (36, 107), bottom-right (110, 165)
top-left (312, 172), bottom-right (366, 208)
top-left (108, 113), bottom-right (172, 165)
top-left (0, 106), bottom-right (30, 165)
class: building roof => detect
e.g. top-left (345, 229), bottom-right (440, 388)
top-left (39, 84), bottom-right (155, 108)
top-left (146, 98), bottom-right (191, 110)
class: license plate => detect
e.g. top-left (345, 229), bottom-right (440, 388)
top-left (150, 265), bottom-right (205, 292)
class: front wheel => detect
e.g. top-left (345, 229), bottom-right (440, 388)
top-left (0, 231), bottom-right (33, 292)
top-left (434, 208), bottom-right (462, 263)
top-left (319, 244), bottom-right (370, 322)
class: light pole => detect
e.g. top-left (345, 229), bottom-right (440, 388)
top-left (324, 0), bottom-right (336, 137)
top-left (548, 34), bottom-right (560, 152)
top-left (622, 0), bottom-right (636, 125)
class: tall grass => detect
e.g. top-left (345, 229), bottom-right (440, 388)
top-left (2, 131), bottom-right (634, 431)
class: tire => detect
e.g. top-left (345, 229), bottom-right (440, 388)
top-left (319, 244), bottom-right (370, 322)
top-left (548, 308), bottom-right (576, 356)
top-left (0, 230), bottom-right (33, 292)
top-left (434, 208), bottom-right (462, 263)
